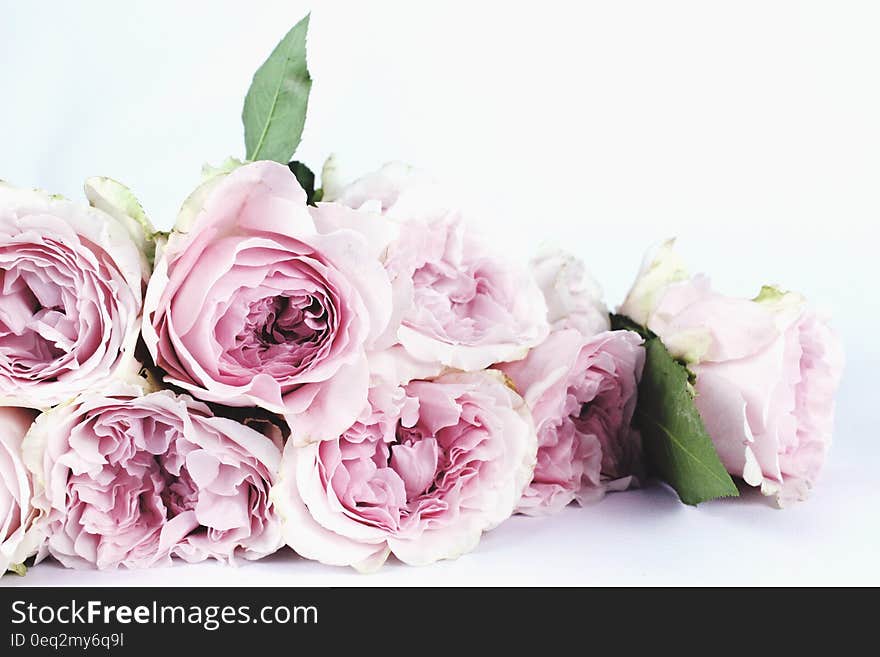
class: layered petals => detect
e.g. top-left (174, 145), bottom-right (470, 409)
top-left (0, 183), bottom-right (147, 409)
top-left (621, 242), bottom-right (844, 505)
top-left (143, 161), bottom-right (393, 443)
top-left (0, 407), bottom-right (41, 573)
top-left (23, 382), bottom-right (282, 569)
top-left (272, 371), bottom-right (537, 570)
top-left (500, 329), bottom-right (645, 515)
top-left (313, 163), bottom-right (549, 378)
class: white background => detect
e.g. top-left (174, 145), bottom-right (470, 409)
top-left (1, 0), bottom-right (878, 586)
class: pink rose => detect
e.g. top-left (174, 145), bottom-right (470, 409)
top-left (621, 243), bottom-right (844, 505)
top-left (314, 163), bottom-right (549, 376)
top-left (24, 382), bottom-right (282, 569)
top-left (1, 407), bottom-right (41, 574)
top-left (499, 329), bottom-right (645, 515)
top-left (271, 371), bottom-right (537, 570)
top-left (0, 181), bottom-right (148, 409)
top-left (143, 161), bottom-right (392, 443)
top-left (531, 248), bottom-right (610, 337)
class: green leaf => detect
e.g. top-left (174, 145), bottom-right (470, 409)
top-left (243, 14), bottom-right (312, 163)
top-left (288, 160), bottom-right (318, 205)
top-left (613, 313), bottom-right (738, 504)
top-left (635, 336), bottom-right (739, 505)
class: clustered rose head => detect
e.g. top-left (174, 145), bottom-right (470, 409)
top-left (620, 241), bottom-right (844, 505)
top-left (271, 371), bottom-right (537, 570)
top-left (1, 407), bottom-right (41, 574)
top-left (0, 182), bottom-right (147, 409)
top-left (316, 163), bottom-right (551, 377)
top-left (0, 162), bottom-right (652, 573)
top-left (143, 161), bottom-right (393, 444)
top-left (0, 156), bottom-right (844, 576)
top-left (500, 329), bottom-right (645, 515)
top-left (23, 382), bottom-right (282, 569)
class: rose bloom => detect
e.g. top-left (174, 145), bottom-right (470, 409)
top-left (143, 161), bottom-right (392, 443)
top-left (315, 162), bottom-right (549, 377)
top-left (0, 181), bottom-right (147, 409)
top-left (1, 407), bottom-right (42, 574)
top-left (272, 371), bottom-right (537, 570)
top-left (23, 382), bottom-right (282, 569)
top-left (530, 248), bottom-right (610, 338)
top-left (499, 329), bottom-right (645, 515)
top-left (620, 242), bottom-right (844, 505)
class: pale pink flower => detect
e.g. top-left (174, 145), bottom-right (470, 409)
top-left (0, 182), bottom-right (147, 409)
top-left (313, 163), bottom-right (549, 378)
top-left (272, 371), bottom-right (537, 570)
top-left (1, 407), bottom-right (41, 574)
top-left (531, 248), bottom-right (610, 337)
top-left (143, 161), bottom-right (393, 444)
top-left (621, 242), bottom-right (844, 505)
top-left (500, 329), bottom-right (645, 515)
top-left (24, 382), bottom-right (283, 569)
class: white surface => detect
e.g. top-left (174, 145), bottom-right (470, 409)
top-left (2, 0), bottom-right (878, 586)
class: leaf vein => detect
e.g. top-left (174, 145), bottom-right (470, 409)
top-left (639, 412), bottom-right (734, 489)
top-left (249, 51), bottom-right (295, 161)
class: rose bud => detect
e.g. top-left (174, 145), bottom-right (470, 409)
top-left (619, 241), bottom-right (844, 505)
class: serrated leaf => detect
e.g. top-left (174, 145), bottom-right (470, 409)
top-left (288, 160), bottom-right (318, 205)
top-left (636, 337), bottom-right (739, 505)
top-left (8, 562), bottom-right (27, 577)
top-left (243, 14), bottom-right (312, 163)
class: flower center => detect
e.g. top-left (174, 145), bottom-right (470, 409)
top-left (225, 293), bottom-right (333, 375)
top-left (0, 265), bottom-right (75, 375)
top-left (249, 295), bottom-right (324, 345)
top-left (160, 465), bottom-right (198, 517)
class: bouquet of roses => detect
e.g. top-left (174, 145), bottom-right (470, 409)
top-left (0, 15), bottom-right (843, 575)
